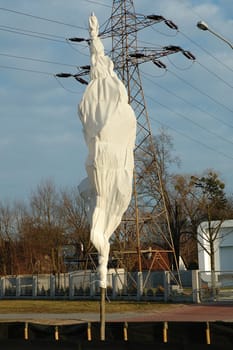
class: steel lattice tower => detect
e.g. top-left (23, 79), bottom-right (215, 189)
top-left (106, 0), bottom-right (179, 272)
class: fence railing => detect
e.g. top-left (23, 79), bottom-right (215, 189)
top-left (0, 269), bottom-right (197, 302)
top-left (2, 270), bottom-right (233, 302)
top-left (199, 271), bottom-right (233, 302)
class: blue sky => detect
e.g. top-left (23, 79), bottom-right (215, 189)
top-left (0, 0), bottom-right (233, 201)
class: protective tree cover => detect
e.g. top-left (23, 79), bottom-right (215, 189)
top-left (78, 14), bottom-right (136, 288)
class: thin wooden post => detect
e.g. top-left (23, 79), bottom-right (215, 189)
top-left (163, 321), bottom-right (168, 343)
top-left (206, 322), bottom-right (211, 344)
top-left (123, 322), bottom-right (128, 341)
top-left (100, 287), bottom-right (106, 341)
top-left (87, 322), bottom-right (92, 341)
top-left (55, 326), bottom-right (59, 341)
top-left (24, 322), bottom-right (28, 340)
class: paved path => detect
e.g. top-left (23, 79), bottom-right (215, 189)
top-left (0, 304), bottom-right (232, 324)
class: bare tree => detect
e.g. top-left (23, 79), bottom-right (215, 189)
top-left (27, 179), bottom-right (66, 273)
top-left (0, 201), bottom-right (20, 274)
top-left (61, 187), bottom-right (91, 269)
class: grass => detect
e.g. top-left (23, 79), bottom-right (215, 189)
top-left (0, 300), bottom-right (179, 314)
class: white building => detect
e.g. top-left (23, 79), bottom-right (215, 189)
top-left (197, 220), bottom-right (233, 271)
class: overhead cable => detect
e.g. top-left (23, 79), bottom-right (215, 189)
top-left (146, 95), bottom-right (233, 162)
top-left (0, 52), bottom-right (77, 68)
top-left (0, 26), bottom-right (66, 43)
top-left (141, 69), bottom-right (233, 130)
top-left (179, 31), bottom-right (233, 74)
top-left (82, 0), bottom-right (112, 8)
top-left (0, 64), bottom-right (53, 75)
top-left (0, 7), bottom-right (85, 30)
top-left (142, 77), bottom-right (233, 148)
top-left (149, 114), bottom-right (233, 162)
top-left (169, 69), bottom-right (233, 114)
top-left (0, 24), bottom-right (66, 40)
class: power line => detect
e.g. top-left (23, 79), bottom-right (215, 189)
top-left (142, 75), bottom-right (233, 148)
top-left (1, 3), bottom-right (232, 159)
top-left (0, 52), bottom-right (77, 68)
top-left (0, 24), bottom-right (89, 54)
top-left (169, 69), bottom-right (233, 115)
top-left (0, 64), bottom-right (84, 94)
top-left (0, 64), bottom-right (53, 76)
top-left (149, 113), bottom-right (233, 162)
top-left (1, 6), bottom-right (231, 117)
top-left (0, 26), bottom-right (66, 44)
top-left (165, 53), bottom-right (195, 71)
top-left (0, 62), bottom-right (90, 78)
top-left (54, 76), bottom-right (83, 94)
top-left (196, 61), bottom-right (233, 90)
top-left (0, 7), bottom-right (85, 30)
top-left (141, 69), bottom-right (233, 130)
top-left (138, 37), bottom-right (233, 91)
top-left (146, 96), bottom-right (233, 162)
top-left (0, 26), bottom-right (89, 56)
top-left (0, 24), bottom-right (67, 40)
top-left (139, 31), bottom-right (233, 77)
top-left (83, 0), bottom-right (112, 8)
top-left (179, 31), bottom-right (233, 74)
top-left (151, 23), bottom-right (178, 38)
top-left (162, 41), bottom-right (233, 89)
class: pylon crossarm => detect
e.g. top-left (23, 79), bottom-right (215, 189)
top-left (99, 11), bottom-right (178, 39)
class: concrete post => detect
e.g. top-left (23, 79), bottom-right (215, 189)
top-left (32, 275), bottom-right (37, 297)
top-left (137, 272), bottom-right (143, 300)
top-left (16, 276), bottom-right (21, 297)
top-left (112, 273), bottom-right (117, 299)
top-left (0, 277), bottom-right (5, 297)
top-left (164, 271), bottom-right (170, 302)
top-left (192, 270), bottom-right (201, 303)
top-left (50, 274), bottom-right (55, 297)
top-left (69, 274), bottom-right (74, 299)
top-left (90, 273), bottom-right (96, 297)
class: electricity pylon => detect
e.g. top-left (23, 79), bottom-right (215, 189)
top-left (56, 0), bottom-right (195, 277)
top-left (103, 0), bottom-right (195, 273)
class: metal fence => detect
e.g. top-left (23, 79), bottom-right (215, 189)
top-left (3, 270), bottom-right (233, 302)
top-left (199, 271), bottom-right (233, 302)
top-left (0, 269), bottom-right (198, 302)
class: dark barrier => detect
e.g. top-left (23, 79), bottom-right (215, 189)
top-left (210, 321), bottom-right (233, 346)
top-left (0, 339), bottom-right (231, 350)
top-left (0, 321), bottom-right (232, 349)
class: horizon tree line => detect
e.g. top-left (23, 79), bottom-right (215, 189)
top-left (0, 129), bottom-right (232, 275)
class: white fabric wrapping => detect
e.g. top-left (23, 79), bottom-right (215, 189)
top-left (78, 14), bottom-right (136, 288)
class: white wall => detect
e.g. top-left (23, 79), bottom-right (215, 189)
top-left (198, 220), bottom-right (233, 271)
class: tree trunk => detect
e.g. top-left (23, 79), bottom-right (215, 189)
top-left (210, 240), bottom-right (217, 300)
